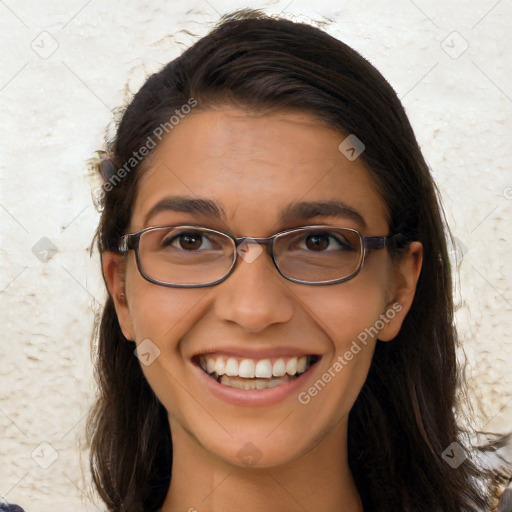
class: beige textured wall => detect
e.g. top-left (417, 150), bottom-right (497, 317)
top-left (1, 1), bottom-right (510, 510)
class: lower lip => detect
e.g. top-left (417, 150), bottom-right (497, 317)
top-left (192, 359), bottom-right (320, 407)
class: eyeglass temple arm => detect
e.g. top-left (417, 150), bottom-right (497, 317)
top-left (118, 234), bottom-right (139, 253)
top-left (363, 233), bottom-right (407, 250)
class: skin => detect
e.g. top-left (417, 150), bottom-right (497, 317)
top-left (103, 108), bottom-right (423, 512)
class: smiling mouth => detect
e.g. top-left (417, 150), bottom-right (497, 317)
top-left (195, 354), bottom-right (320, 390)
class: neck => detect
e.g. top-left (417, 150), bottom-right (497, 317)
top-left (160, 417), bottom-right (363, 512)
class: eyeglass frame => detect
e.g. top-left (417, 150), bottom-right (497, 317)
top-left (118, 224), bottom-right (407, 288)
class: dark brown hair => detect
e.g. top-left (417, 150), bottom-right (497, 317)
top-left (86, 9), bottom-right (507, 511)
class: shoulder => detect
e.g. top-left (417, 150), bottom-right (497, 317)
top-left (0, 505), bottom-right (26, 512)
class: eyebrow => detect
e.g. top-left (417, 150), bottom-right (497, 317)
top-left (280, 200), bottom-right (367, 228)
top-left (143, 196), bottom-right (226, 226)
top-left (143, 195), bottom-right (366, 228)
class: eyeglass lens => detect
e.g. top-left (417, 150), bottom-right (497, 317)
top-left (137, 226), bottom-right (363, 286)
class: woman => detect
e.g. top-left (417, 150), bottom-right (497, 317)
top-left (86, 9), bottom-right (510, 512)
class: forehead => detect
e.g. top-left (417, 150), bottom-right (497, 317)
top-left (131, 108), bottom-right (389, 234)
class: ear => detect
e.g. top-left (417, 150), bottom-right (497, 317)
top-left (102, 251), bottom-right (136, 341)
top-left (378, 241), bottom-right (423, 342)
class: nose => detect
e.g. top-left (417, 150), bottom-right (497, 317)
top-left (214, 243), bottom-right (295, 333)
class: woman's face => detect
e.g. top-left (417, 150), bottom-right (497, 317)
top-left (104, 108), bottom-right (421, 469)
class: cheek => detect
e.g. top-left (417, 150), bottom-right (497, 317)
top-left (124, 266), bottom-right (210, 407)
top-left (124, 273), bottom-right (208, 414)
top-left (125, 261), bottom-right (206, 344)
top-left (300, 275), bottom-right (390, 350)
top-left (294, 279), bottom-right (390, 427)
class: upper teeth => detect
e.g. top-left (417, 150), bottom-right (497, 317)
top-left (199, 355), bottom-right (310, 378)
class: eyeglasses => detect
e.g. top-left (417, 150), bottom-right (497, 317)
top-left (118, 225), bottom-right (405, 288)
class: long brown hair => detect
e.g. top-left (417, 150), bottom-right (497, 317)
top-left (86, 9), bottom-right (506, 511)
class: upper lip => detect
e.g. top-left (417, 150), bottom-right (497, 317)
top-left (191, 346), bottom-right (321, 360)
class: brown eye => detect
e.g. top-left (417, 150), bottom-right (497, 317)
top-left (178, 233), bottom-right (203, 250)
top-left (161, 231), bottom-right (208, 251)
top-left (305, 234), bottom-right (330, 251)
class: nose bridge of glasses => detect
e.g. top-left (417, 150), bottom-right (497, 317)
top-left (234, 236), bottom-right (273, 248)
